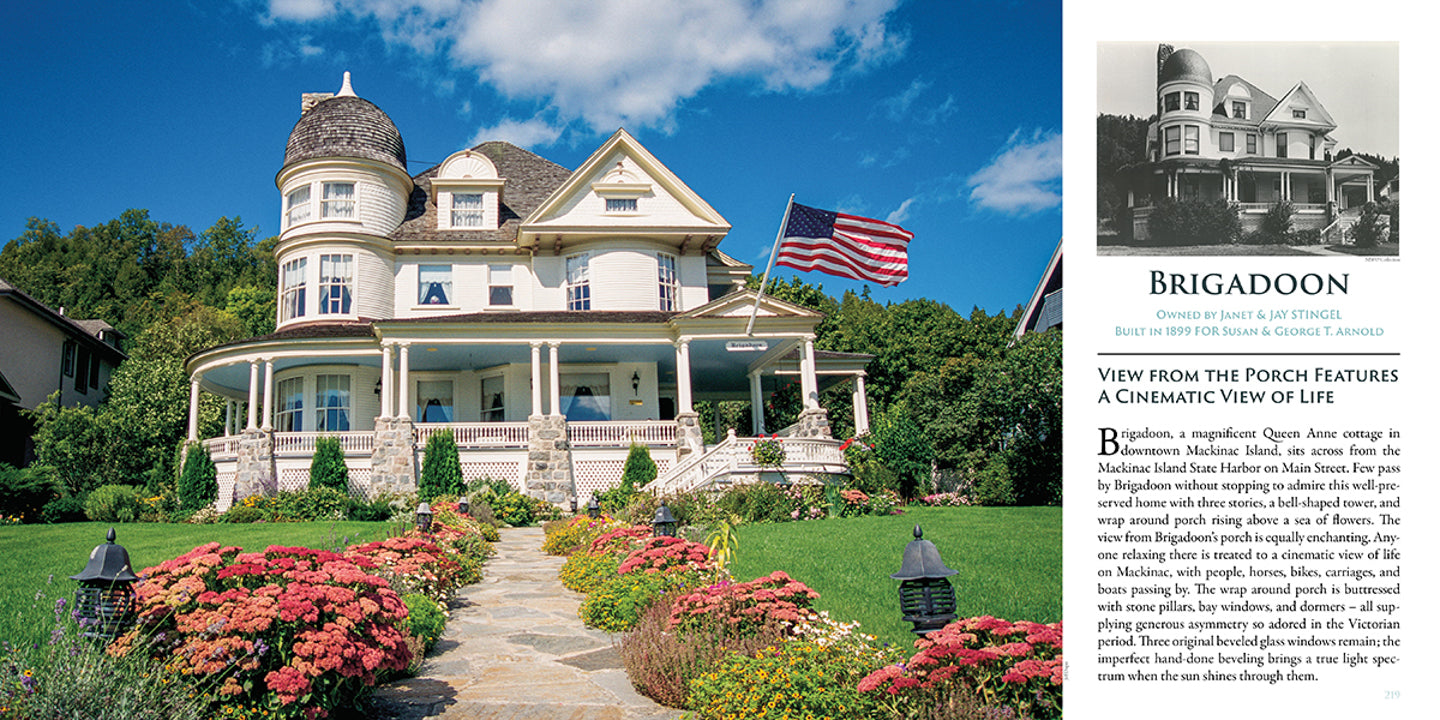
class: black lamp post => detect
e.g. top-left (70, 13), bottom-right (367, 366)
top-left (651, 503), bottom-right (677, 537)
top-left (458, 496), bottom-right (470, 515)
top-left (891, 525), bottom-right (959, 637)
top-left (70, 527), bottom-right (141, 641)
top-left (416, 502), bottom-right (433, 532)
top-left (587, 495), bottom-right (601, 519)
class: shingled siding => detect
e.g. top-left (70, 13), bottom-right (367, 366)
top-left (355, 249), bottom-right (394, 320)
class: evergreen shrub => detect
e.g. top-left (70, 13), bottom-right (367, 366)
top-left (177, 442), bottom-right (218, 511)
top-left (308, 435), bottom-right (350, 493)
top-left (84, 484), bottom-right (145, 522)
top-left (419, 429), bottom-right (464, 500)
top-left (1147, 198), bottom-right (1241, 245)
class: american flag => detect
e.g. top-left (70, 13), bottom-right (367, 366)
top-left (775, 201), bottom-right (911, 286)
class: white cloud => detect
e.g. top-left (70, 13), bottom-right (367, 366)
top-left (884, 79), bottom-right (929, 121)
top-left (467, 117), bottom-right (564, 149)
top-left (886, 197), bottom-right (916, 225)
top-left (263, 0), bottom-right (906, 141)
top-left (965, 129), bottom-right (1062, 215)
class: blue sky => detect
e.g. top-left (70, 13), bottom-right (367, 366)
top-left (0, 0), bottom-right (1060, 316)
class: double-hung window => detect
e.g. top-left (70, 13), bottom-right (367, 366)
top-left (315, 375), bottom-right (350, 432)
top-left (1164, 92), bottom-right (1180, 112)
top-left (489, 264), bottom-right (514, 306)
top-left (286, 186), bottom-right (312, 227)
top-left (1232, 101), bottom-right (1247, 119)
top-left (418, 265), bottom-right (452, 305)
top-left (566, 254), bottom-right (591, 310)
top-left (321, 182), bottom-right (355, 219)
top-left (1246, 134), bottom-right (1258, 154)
top-left (452, 193), bottom-right (483, 227)
top-left (1219, 132), bottom-right (1234, 152)
top-left (276, 377), bottom-right (304, 431)
top-left (657, 253), bottom-right (679, 311)
top-left (281, 258), bottom-right (307, 321)
top-left (1164, 126), bottom-right (1181, 156)
top-left (1276, 133), bottom-right (1288, 158)
top-left (319, 254), bottom-right (353, 315)
top-left (1183, 126), bottom-right (1199, 155)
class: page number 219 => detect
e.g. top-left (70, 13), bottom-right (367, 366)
top-left (1384, 691), bottom-right (1401, 700)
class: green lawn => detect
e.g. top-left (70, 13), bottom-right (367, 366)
top-left (728, 506), bottom-right (1060, 649)
top-left (0, 521), bottom-right (392, 646)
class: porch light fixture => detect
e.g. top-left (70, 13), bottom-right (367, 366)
top-left (891, 525), bottom-right (959, 637)
top-left (587, 495), bottom-right (601, 519)
top-left (570, 497), bottom-right (578, 514)
top-left (416, 502), bottom-right (434, 532)
top-left (70, 527), bottom-right (141, 641)
top-left (652, 503), bottom-right (677, 537)
top-left (374, 379), bottom-right (382, 395)
top-left (458, 496), bottom-right (470, 515)
top-left (631, 370), bottom-right (640, 396)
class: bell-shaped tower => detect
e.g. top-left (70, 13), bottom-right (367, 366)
top-left (1154, 48), bottom-right (1214, 159)
top-left (273, 73), bottom-right (412, 328)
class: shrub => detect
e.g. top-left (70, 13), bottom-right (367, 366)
top-left (349, 493), bottom-right (398, 522)
top-left (579, 568), bottom-right (701, 633)
top-left (116, 543), bottom-right (412, 719)
top-left (271, 486), bottom-right (352, 521)
top-left (1146, 197), bottom-right (1240, 245)
top-left (0, 463), bottom-right (58, 522)
top-left (858, 616), bottom-right (1063, 720)
top-left (347, 534), bottom-right (465, 606)
top-left (688, 640), bottom-right (886, 719)
top-left (714, 481), bottom-right (790, 524)
top-left (543, 514), bottom-right (624, 556)
top-left (560, 550), bottom-right (622, 594)
top-left (220, 504), bottom-right (265, 524)
top-left (418, 428), bottom-right (464, 500)
top-left (871, 412), bottom-right (934, 499)
top-left (973, 453), bottom-right (1017, 506)
top-left (1258, 200), bottom-right (1294, 243)
top-left (617, 536), bottom-right (712, 575)
top-left (309, 435), bottom-right (350, 493)
top-left (40, 494), bottom-right (87, 523)
top-left (598, 443), bottom-right (656, 511)
top-left (1351, 201), bottom-right (1388, 248)
top-left (486, 491), bottom-right (540, 526)
top-left (670, 571), bottom-right (820, 636)
top-left (402, 592), bottom-right (447, 654)
top-left (619, 593), bottom-right (789, 709)
top-left (83, 484), bottom-right (145, 522)
top-left (176, 442), bottom-right (218, 512)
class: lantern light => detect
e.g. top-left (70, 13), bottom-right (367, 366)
top-left (652, 503), bottom-right (677, 537)
top-left (458, 496), bottom-right (470, 515)
top-left (587, 495), bottom-right (601, 519)
top-left (416, 502), bottom-right (434, 532)
top-left (70, 527), bottom-right (141, 641)
top-left (891, 525), bottom-right (959, 636)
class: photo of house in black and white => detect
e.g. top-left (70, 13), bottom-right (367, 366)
top-left (1097, 42), bottom-right (1398, 255)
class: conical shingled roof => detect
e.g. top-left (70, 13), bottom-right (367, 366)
top-left (1159, 48), bottom-right (1212, 86)
top-left (283, 95), bottom-right (407, 171)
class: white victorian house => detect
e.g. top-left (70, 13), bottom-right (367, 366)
top-left (185, 75), bottom-right (868, 508)
top-left (1128, 45), bottom-right (1385, 243)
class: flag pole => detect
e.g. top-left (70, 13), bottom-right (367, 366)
top-left (746, 194), bottom-right (795, 336)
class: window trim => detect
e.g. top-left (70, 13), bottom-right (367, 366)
top-left (1183, 91), bottom-right (1199, 111)
top-left (1164, 92), bottom-right (1180, 112)
top-left (1276, 132), bottom-right (1288, 158)
top-left (451, 192), bottom-right (484, 228)
top-left (286, 185), bottom-right (312, 227)
top-left (1292, 109), bottom-right (1306, 119)
top-left (276, 377), bottom-right (305, 432)
top-left (605, 197), bottom-right (638, 213)
top-left (1246, 133), bottom-right (1258, 154)
top-left (1232, 101), bottom-right (1247, 120)
top-left (1183, 125), bottom-right (1199, 155)
top-left (1164, 125), bottom-right (1181, 156)
top-left (418, 264), bottom-right (454, 306)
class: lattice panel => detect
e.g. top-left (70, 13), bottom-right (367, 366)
top-left (574, 460), bottom-right (626, 501)
top-left (279, 468), bottom-right (309, 493)
top-left (216, 472), bottom-right (237, 512)
top-left (347, 468), bottom-right (374, 500)
top-left (461, 461), bottom-right (523, 485)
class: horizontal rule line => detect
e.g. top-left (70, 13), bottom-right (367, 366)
top-left (1097, 352), bottom-right (1400, 356)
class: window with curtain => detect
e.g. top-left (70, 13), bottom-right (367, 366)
top-left (418, 265), bottom-right (453, 305)
top-left (561, 372), bottom-right (610, 421)
top-left (321, 182), bottom-right (355, 218)
top-left (452, 193), bottom-right (483, 227)
top-left (281, 258), bottom-right (307, 321)
top-left (286, 185), bottom-right (311, 226)
top-left (315, 375), bottom-right (350, 431)
top-left (482, 375), bottom-right (505, 422)
top-left (276, 377), bottom-right (304, 431)
top-left (1183, 125), bottom-right (1199, 155)
top-left (566, 254), bottom-right (591, 310)
top-left (416, 380), bottom-right (454, 423)
top-left (657, 253), bottom-right (678, 311)
top-left (489, 264), bottom-right (513, 306)
top-left (319, 254), bottom-right (353, 314)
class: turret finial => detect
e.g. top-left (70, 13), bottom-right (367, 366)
top-left (338, 71), bottom-right (356, 97)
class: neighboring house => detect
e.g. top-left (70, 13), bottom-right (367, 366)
top-left (186, 74), bottom-right (868, 508)
top-left (1013, 239), bottom-right (1061, 343)
top-left (1126, 45), bottom-right (1382, 243)
top-left (0, 279), bottom-right (126, 466)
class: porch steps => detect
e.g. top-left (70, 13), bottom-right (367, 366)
top-left (644, 431), bottom-right (849, 495)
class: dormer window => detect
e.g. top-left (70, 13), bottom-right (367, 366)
top-left (321, 182), bottom-right (355, 219)
top-left (286, 186), bottom-right (312, 226)
top-left (606, 198), bottom-right (638, 213)
top-left (452, 193), bottom-right (484, 227)
top-left (1232, 101), bottom-right (1247, 119)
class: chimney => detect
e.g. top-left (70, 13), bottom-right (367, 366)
top-left (301, 92), bottom-right (334, 116)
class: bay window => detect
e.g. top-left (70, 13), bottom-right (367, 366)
top-left (276, 377), bottom-right (304, 431)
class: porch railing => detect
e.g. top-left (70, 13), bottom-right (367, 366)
top-left (417, 422), bottom-right (530, 448)
top-left (646, 431), bottom-right (848, 495)
top-left (273, 431), bottom-right (374, 456)
top-left (206, 435), bottom-right (242, 459)
top-left (569, 421), bottom-right (677, 447)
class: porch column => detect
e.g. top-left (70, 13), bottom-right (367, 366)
top-left (1327, 171), bottom-right (1335, 206)
top-left (800, 337), bottom-right (819, 410)
top-left (749, 370), bottom-right (765, 435)
top-left (224, 401), bottom-right (234, 437)
top-left (675, 339), bottom-right (693, 414)
top-left (246, 360), bottom-right (260, 430)
top-left (548, 342), bottom-right (561, 417)
top-left (1366, 174), bottom-right (1374, 203)
top-left (261, 359), bottom-right (275, 432)
top-left (853, 374), bottom-right (871, 436)
top-left (530, 341), bottom-right (544, 415)
top-left (187, 377), bottom-right (201, 442)
top-left (380, 344), bottom-right (393, 418)
top-left (398, 343), bottom-right (411, 420)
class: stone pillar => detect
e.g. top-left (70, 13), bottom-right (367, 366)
top-left (675, 410), bottom-right (704, 459)
top-left (398, 344), bottom-right (411, 420)
top-left (749, 371), bottom-right (765, 435)
top-left (261, 359), bottom-right (275, 432)
top-left (187, 378), bottom-right (201, 442)
top-left (852, 374), bottom-right (870, 436)
top-left (525, 413), bottom-right (574, 504)
top-left (794, 407), bottom-right (832, 439)
top-left (234, 428), bottom-right (276, 500)
top-left (530, 341), bottom-right (543, 415)
top-left (370, 417), bottom-right (417, 496)
top-left (246, 360), bottom-right (260, 430)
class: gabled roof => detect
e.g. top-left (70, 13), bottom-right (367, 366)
top-left (0, 278), bottom-right (127, 364)
top-left (519, 128), bottom-right (730, 246)
top-left (1013, 239), bottom-right (1062, 343)
top-left (390, 141), bottom-right (573, 246)
top-left (1261, 81), bottom-right (1336, 130)
top-left (673, 289), bottom-right (822, 321)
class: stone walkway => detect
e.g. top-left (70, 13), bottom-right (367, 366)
top-left (369, 526), bottom-right (684, 720)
